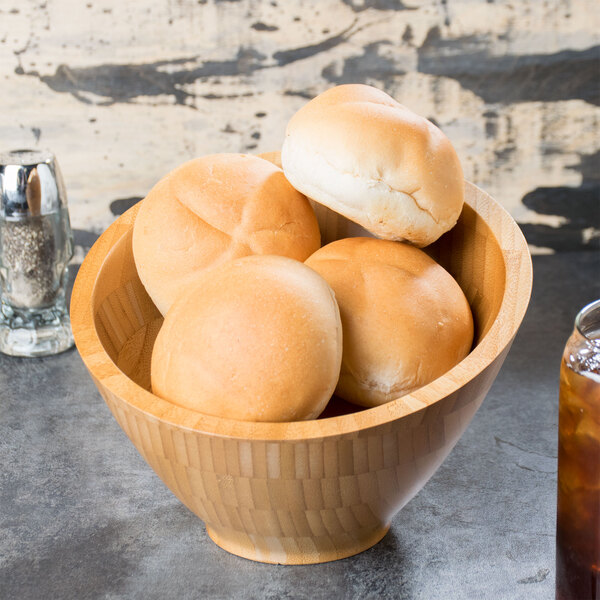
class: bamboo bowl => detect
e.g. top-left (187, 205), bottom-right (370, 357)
top-left (71, 181), bottom-right (532, 564)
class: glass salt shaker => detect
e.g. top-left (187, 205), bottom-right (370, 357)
top-left (0, 149), bottom-right (74, 356)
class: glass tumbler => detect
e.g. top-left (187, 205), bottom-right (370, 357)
top-left (0, 149), bottom-right (74, 357)
top-left (556, 299), bottom-right (600, 600)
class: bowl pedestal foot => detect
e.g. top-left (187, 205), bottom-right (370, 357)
top-left (206, 523), bottom-right (390, 565)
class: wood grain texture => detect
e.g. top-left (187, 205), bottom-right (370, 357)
top-left (70, 181), bottom-right (532, 563)
top-left (1, 0), bottom-right (598, 256)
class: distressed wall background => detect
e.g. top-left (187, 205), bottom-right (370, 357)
top-left (1, 0), bottom-right (599, 262)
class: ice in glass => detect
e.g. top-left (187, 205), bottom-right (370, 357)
top-left (556, 299), bottom-right (600, 600)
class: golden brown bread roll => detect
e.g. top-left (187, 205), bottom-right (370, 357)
top-left (132, 153), bottom-right (320, 315)
top-left (282, 84), bottom-right (464, 247)
top-left (151, 255), bottom-right (343, 422)
top-left (305, 237), bottom-right (473, 407)
top-left (257, 151), bottom-right (282, 169)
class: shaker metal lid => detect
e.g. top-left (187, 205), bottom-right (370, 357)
top-left (0, 149), bottom-right (68, 218)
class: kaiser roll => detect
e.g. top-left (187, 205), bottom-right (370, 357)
top-left (305, 237), bottom-right (473, 407)
top-left (257, 151), bottom-right (283, 168)
top-left (281, 84), bottom-right (464, 247)
top-left (151, 255), bottom-right (343, 422)
top-left (132, 153), bottom-right (320, 315)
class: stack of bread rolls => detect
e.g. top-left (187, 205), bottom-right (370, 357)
top-left (132, 84), bottom-right (474, 423)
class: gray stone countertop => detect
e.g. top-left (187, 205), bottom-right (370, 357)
top-left (1, 251), bottom-right (599, 600)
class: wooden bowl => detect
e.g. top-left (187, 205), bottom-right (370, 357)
top-left (71, 181), bottom-right (532, 564)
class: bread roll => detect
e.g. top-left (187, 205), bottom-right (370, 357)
top-left (305, 237), bottom-right (473, 407)
top-left (257, 151), bottom-right (282, 169)
top-left (151, 255), bottom-right (343, 422)
top-left (282, 84), bottom-right (464, 247)
top-left (132, 153), bottom-right (320, 315)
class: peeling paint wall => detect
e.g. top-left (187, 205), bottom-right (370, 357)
top-left (1, 0), bottom-right (598, 256)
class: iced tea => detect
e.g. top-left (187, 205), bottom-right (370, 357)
top-left (556, 299), bottom-right (600, 600)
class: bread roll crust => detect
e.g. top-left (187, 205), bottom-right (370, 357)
top-left (132, 153), bottom-right (321, 315)
top-left (305, 237), bottom-right (473, 407)
top-left (282, 84), bottom-right (464, 247)
top-left (151, 255), bottom-right (343, 422)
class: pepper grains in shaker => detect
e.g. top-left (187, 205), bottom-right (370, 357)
top-left (2, 168), bottom-right (58, 308)
top-left (0, 150), bottom-right (74, 356)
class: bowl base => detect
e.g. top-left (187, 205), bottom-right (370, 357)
top-left (206, 523), bottom-right (390, 565)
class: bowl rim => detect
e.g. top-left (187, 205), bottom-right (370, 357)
top-left (71, 180), bottom-right (532, 441)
